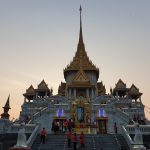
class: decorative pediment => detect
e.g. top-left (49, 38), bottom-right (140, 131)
top-left (129, 84), bottom-right (139, 94)
top-left (38, 80), bottom-right (48, 89)
top-left (115, 79), bottom-right (126, 89)
top-left (73, 68), bottom-right (90, 83)
top-left (128, 84), bottom-right (142, 99)
top-left (26, 85), bottom-right (35, 94)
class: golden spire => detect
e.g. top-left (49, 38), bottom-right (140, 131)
top-left (64, 6), bottom-right (99, 79)
top-left (79, 5), bottom-right (83, 44)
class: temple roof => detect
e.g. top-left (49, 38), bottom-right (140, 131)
top-left (26, 85), bottom-right (35, 94)
top-left (64, 6), bottom-right (99, 78)
top-left (128, 84), bottom-right (142, 95)
top-left (115, 79), bottom-right (126, 89)
top-left (38, 80), bottom-right (49, 90)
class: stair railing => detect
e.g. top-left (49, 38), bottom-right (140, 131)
top-left (28, 107), bottom-right (48, 124)
top-left (26, 123), bottom-right (41, 148)
top-left (115, 108), bottom-right (129, 124)
top-left (121, 125), bottom-right (134, 149)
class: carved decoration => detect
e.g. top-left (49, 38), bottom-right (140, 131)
top-left (69, 97), bottom-right (91, 127)
top-left (38, 80), bottom-right (49, 90)
top-left (72, 68), bottom-right (90, 83)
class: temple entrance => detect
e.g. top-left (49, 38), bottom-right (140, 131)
top-left (96, 108), bottom-right (108, 134)
top-left (53, 116), bottom-right (66, 132)
top-left (96, 117), bottom-right (108, 134)
top-left (52, 108), bottom-right (66, 133)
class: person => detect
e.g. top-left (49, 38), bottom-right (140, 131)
top-left (51, 121), bottom-right (54, 133)
top-left (114, 122), bottom-right (117, 134)
top-left (41, 128), bottom-right (47, 144)
top-left (63, 120), bottom-right (67, 132)
top-left (80, 132), bottom-right (85, 148)
top-left (73, 132), bottom-right (77, 150)
top-left (66, 129), bottom-right (71, 147)
top-left (80, 122), bottom-right (84, 133)
top-left (68, 119), bottom-right (72, 131)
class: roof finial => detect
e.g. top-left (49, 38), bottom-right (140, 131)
top-left (79, 5), bottom-right (83, 43)
top-left (79, 5), bottom-right (82, 16)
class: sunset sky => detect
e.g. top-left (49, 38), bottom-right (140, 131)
top-left (0, 0), bottom-right (150, 120)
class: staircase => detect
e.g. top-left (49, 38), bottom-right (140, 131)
top-left (94, 134), bottom-right (120, 150)
top-left (31, 134), bottom-right (129, 150)
top-left (31, 134), bottom-right (66, 150)
top-left (116, 134), bottom-right (130, 150)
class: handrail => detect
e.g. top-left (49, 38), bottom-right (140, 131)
top-left (28, 107), bottom-right (48, 124)
top-left (121, 125), bottom-right (134, 149)
top-left (125, 125), bottom-right (150, 135)
top-left (115, 108), bottom-right (129, 124)
top-left (26, 124), bottom-right (41, 147)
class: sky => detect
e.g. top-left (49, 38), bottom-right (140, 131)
top-left (0, 0), bottom-right (150, 120)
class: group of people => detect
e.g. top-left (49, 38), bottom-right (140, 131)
top-left (67, 130), bottom-right (85, 150)
top-left (51, 119), bottom-right (75, 133)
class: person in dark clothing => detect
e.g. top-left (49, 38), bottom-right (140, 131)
top-left (114, 122), bottom-right (118, 134)
top-left (51, 121), bottom-right (55, 132)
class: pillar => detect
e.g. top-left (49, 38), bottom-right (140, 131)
top-left (86, 88), bottom-right (89, 98)
top-left (116, 91), bottom-right (119, 98)
top-left (45, 91), bottom-right (48, 98)
top-left (69, 88), bottom-right (71, 99)
top-left (91, 88), bottom-right (94, 99)
top-left (36, 93), bottom-right (38, 99)
top-left (73, 88), bottom-right (76, 98)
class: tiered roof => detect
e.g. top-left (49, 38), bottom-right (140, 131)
top-left (64, 6), bottom-right (99, 79)
top-left (128, 84), bottom-right (142, 99)
top-left (37, 80), bottom-right (49, 90)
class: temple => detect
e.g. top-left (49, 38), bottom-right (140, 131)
top-left (0, 6), bottom-right (150, 150)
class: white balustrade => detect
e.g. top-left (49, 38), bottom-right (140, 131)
top-left (125, 125), bottom-right (150, 135)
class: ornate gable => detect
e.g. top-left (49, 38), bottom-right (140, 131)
top-left (38, 80), bottom-right (48, 89)
top-left (73, 68), bottom-right (90, 83)
top-left (116, 79), bottom-right (126, 89)
top-left (26, 85), bottom-right (35, 94)
top-left (129, 84), bottom-right (139, 94)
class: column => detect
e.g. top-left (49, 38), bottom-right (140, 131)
top-left (69, 88), bottom-right (71, 99)
top-left (45, 91), bottom-right (48, 98)
top-left (116, 91), bottom-right (119, 98)
top-left (73, 88), bottom-right (76, 98)
top-left (36, 92), bottom-right (38, 99)
top-left (86, 88), bottom-right (89, 98)
top-left (91, 88), bottom-right (94, 99)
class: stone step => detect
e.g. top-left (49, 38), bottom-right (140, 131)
top-left (31, 134), bottom-right (130, 150)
